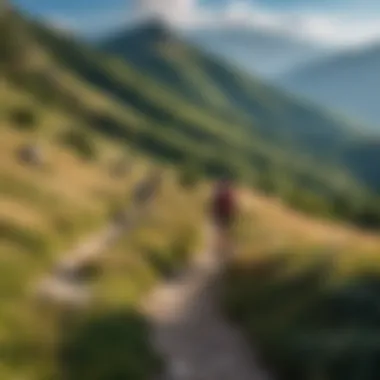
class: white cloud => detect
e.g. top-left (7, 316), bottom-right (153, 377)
top-left (281, 13), bottom-right (380, 46)
top-left (134, 0), bottom-right (197, 24)
top-left (134, 0), bottom-right (380, 46)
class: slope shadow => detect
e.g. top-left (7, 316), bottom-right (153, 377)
top-left (222, 253), bottom-right (380, 380)
top-left (58, 308), bottom-right (163, 380)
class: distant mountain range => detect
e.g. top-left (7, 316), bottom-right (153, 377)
top-left (280, 43), bottom-right (380, 132)
top-left (183, 26), bottom-right (331, 78)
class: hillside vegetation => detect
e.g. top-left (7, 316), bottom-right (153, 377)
top-left (222, 191), bottom-right (380, 380)
top-left (0, 80), bottom-right (205, 379)
top-left (1, 7), bottom-right (205, 378)
top-left (2, 5), bottom-right (380, 379)
top-left (3, 9), bottom-right (380, 230)
top-left (102, 21), bottom-right (353, 162)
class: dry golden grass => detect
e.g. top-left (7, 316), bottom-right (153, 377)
top-left (240, 188), bottom-right (380, 250)
top-left (0, 197), bottom-right (48, 230)
top-left (234, 187), bottom-right (380, 285)
top-left (0, 127), bottom-right (144, 213)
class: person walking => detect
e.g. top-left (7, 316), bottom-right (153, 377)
top-left (211, 177), bottom-right (237, 262)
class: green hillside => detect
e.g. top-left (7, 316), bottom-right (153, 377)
top-left (2, 5), bottom-right (380, 380)
top-left (3, 8), bottom-right (380, 228)
top-left (101, 20), bottom-right (357, 160)
top-left (1, 9), bottom-right (207, 380)
top-left (101, 20), bottom-right (380, 197)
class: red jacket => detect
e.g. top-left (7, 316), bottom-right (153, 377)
top-left (213, 185), bottom-right (235, 218)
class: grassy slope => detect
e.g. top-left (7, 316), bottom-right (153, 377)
top-left (2, 7), bottom-right (380, 379)
top-left (1, 69), bottom-right (378, 380)
top-left (100, 22), bottom-right (380, 211)
top-left (223, 189), bottom-right (380, 380)
top-left (0, 20), bottom-right (206, 377)
top-left (101, 21), bottom-right (363, 162)
top-left (23, 19), bottom-right (380, 231)
top-left (0, 81), bottom-right (206, 379)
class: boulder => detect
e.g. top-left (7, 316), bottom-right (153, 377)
top-left (16, 143), bottom-right (44, 166)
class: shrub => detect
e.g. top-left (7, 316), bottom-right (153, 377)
top-left (10, 107), bottom-right (37, 131)
top-left (179, 160), bottom-right (201, 189)
top-left (59, 309), bottom-right (163, 380)
top-left (351, 198), bottom-right (380, 230)
top-left (60, 129), bottom-right (97, 161)
top-left (222, 256), bottom-right (380, 380)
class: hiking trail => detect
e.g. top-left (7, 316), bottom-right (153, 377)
top-left (142, 226), bottom-right (272, 380)
top-left (33, 176), bottom-right (157, 307)
top-left (33, 178), bottom-right (271, 379)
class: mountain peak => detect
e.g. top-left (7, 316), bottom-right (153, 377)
top-left (139, 16), bottom-right (171, 34)
top-left (131, 17), bottom-right (178, 45)
top-left (102, 16), bottom-right (179, 51)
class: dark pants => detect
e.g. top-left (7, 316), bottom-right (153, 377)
top-left (213, 212), bottom-right (233, 231)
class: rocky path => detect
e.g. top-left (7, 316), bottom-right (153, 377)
top-left (143, 228), bottom-right (272, 380)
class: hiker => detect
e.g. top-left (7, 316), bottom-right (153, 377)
top-left (211, 177), bottom-right (237, 261)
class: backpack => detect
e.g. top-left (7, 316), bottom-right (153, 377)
top-left (214, 186), bottom-right (235, 218)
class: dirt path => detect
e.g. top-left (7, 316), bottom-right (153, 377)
top-left (33, 176), bottom-right (158, 307)
top-left (142, 228), bottom-right (272, 380)
top-left (33, 178), bottom-right (271, 379)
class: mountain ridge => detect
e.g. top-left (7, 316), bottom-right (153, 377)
top-left (98, 17), bottom-right (330, 78)
top-left (184, 25), bottom-right (330, 78)
top-left (100, 21), bottom-right (365, 159)
top-left (280, 42), bottom-right (380, 132)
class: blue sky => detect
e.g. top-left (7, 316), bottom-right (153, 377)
top-left (11, 0), bottom-right (380, 45)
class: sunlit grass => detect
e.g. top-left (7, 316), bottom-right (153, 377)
top-left (0, 111), bottom-right (206, 379)
top-left (222, 193), bottom-right (380, 380)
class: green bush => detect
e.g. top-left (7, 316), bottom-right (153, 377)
top-left (60, 129), bottom-right (97, 161)
top-left (59, 309), bottom-right (163, 380)
top-left (351, 199), bottom-right (380, 230)
top-left (222, 257), bottom-right (380, 380)
top-left (9, 107), bottom-right (37, 130)
top-left (179, 160), bottom-right (202, 189)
